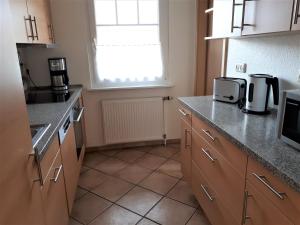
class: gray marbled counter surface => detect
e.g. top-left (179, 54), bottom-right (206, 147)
top-left (178, 96), bottom-right (300, 192)
top-left (27, 85), bottom-right (83, 160)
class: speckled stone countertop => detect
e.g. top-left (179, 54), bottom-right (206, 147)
top-left (178, 96), bottom-right (300, 192)
top-left (27, 85), bottom-right (83, 160)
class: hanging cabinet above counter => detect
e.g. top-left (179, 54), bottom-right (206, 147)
top-left (206, 0), bottom-right (300, 39)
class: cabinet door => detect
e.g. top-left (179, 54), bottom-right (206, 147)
top-left (60, 123), bottom-right (79, 214)
top-left (291, 0), bottom-right (300, 30)
top-left (242, 0), bottom-right (294, 35)
top-left (180, 119), bottom-right (192, 184)
top-left (42, 150), bottom-right (69, 225)
top-left (0, 1), bottom-right (45, 224)
top-left (27, 0), bottom-right (53, 44)
top-left (244, 183), bottom-right (294, 225)
top-left (9, 0), bottom-right (33, 43)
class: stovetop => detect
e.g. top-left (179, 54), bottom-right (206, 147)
top-left (26, 90), bottom-right (73, 104)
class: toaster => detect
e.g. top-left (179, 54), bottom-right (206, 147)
top-left (213, 77), bottom-right (247, 104)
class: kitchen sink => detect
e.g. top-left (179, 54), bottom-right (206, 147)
top-left (30, 124), bottom-right (51, 149)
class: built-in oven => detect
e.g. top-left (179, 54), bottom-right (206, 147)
top-left (277, 89), bottom-right (300, 150)
top-left (72, 100), bottom-right (85, 159)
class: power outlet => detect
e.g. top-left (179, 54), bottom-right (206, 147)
top-left (235, 63), bottom-right (247, 73)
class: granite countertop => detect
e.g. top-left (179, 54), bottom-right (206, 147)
top-left (27, 85), bottom-right (83, 160)
top-left (178, 96), bottom-right (300, 192)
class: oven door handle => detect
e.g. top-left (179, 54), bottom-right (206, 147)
top-left (74, 107), bottom-right (84, 123)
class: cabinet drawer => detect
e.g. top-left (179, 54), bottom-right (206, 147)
top-left (178, 105), bottom-right (192, 126)
top-left (192, 131), bottom-right (245, 223)
top-left (40, 136), bottom-right (60, 182)
top-left (192, 116), bottom-right (247, 176)
top-left (191, 161), bottom-right (238, 225)
top-left (247, 158), bottom-right (300, 224)
top-left (180, 118), bottom-right (192, 184)
top-left (245, 182), bottom-right (294, 225)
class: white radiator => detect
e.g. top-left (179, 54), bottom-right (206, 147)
top-left (101, 97), bottom-right (164, 144)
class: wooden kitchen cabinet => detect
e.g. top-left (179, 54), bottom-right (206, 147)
top-left (60, 123), bottom-right (80, 214)
top-left (42, 149), bottom-right (69, 225)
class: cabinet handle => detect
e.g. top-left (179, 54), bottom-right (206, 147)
top-left (242, 191), bottom-right (251, 224)
top-left (24, 15), bottom-right (35, 40)
top-left (201, 184), bottom-right (214, 201)
top-left (241, 0), bottom-right (256, 31)
top-left (201, 129), bottom-right (215, 141)
top-left (48, 24), bottom-right (55, 41)
top-left (201, 148), bottom-right (216, 163)
top-left (252, 173), bottom-right (286, 200)
top-left (231, 0), bottom-right (255, 32)
top-left (294, 0), bottom-right (300, 24)
top-left (29, 149), bottom-right (43, 186)
top-left (231, 0), bottom-right (243, 32)
top-left (32, 16), bottom-right (39, 40)
top-left (51, 165), bottom-right (63, 183)
top-left (184, 129), bottom-right (191, 148)
top-left (178, 108), bottom-right (189, 117)
top-left (74, 107), bottom-right (85, 123)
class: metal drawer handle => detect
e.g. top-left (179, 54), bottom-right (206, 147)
top-left (184, 129), bottom-right (191, 148)
top-left (178, 108), bottom-right (189, 117)
top-left (242, 191), bottom-right (251, 224)
top-left (201, 148), bottom-right (216, 163)
top-left (294, 0), bottom-right (300, 24)
top-left (201, 184), bottom-right (214, 201)
top-left (32, 16), bottom-right (39, 40)
top-left (51, 165), bottom-right (63, 183)
top-left (252, 173), bottom-right (285, 200)
top-left (24, 15), bottom-right (35, 40)
top-left (74, 107), bottom-right (85, 123)
top-left (201, 129), bottom-right (215, 141)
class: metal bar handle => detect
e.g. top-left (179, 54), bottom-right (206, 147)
top-left (201, 184), bottom-right (214, 201)
top-left (201, 129), bottom-right (216, 141)
top-left (74, 107), bottom-right (85, 123)
top-left (178, 108), bottom-right (188, 117)
top-left (294, 0), bottom-right (300, 24)
top-left (32, 16), bottom-right (39, 40)
top-left (252, 173), bottom-right (285, 200)
top-left (231, 0), bottom-right (243, 32)
top-left (242, 191), bottom-right (251, 224)
top-left (24, 15), bottom-right (35, 40)
top-left (184, 129), bottom-right (191, 148)
top-left (51, 165), bottom-right (63, 183)
top-left (201, 148), bottom-right (216, 162)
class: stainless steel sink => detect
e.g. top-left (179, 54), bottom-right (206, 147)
top-left (30, 124), bottom-right (51, 149)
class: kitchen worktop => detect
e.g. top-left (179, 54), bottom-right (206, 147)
top-left (178, 96), bottom-right (300, 192)
top-left (27, 85), bottom-right (83, 160)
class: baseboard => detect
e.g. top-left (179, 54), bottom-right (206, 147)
top-left (86, 139), bottom-right (180, 153)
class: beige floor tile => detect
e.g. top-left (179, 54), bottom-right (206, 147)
top-left (157, 159), bottom-right (183, 179)
top-left (69, 218), bottom-right (83, 225)
top-left (167, 180), bottom-right (199, 208)
top-left (171, 152), bottom-right (181, 162)
top-left (139, 172), bottom-right (178, 195)
top-left (83, 152), bottom-right (109, 168)
top-left (78, 169), bottom-right (109, 190)
top-left (146, 197), bottom-right (195, 225)
top-left (114, 150), bottom-right (146, 163)
top-left (80, 166), bottom-right (89, 174)
top-left (91, 176), bottom-right (134, 202)
top-left (95, 158), bottom-right (128, 175)
top-left (117, 186), bottom-right (162, 216)
top-left (71, 193), bottom-right (112, 225)
top-left (136, 154), bottom-right (167, 171)
top-left (89, 205), bottom-right (142, 225)
top-left (101, 149), bottom-right (122, 157)
top-left (137, 218), bottom-right (159, 225)
top-left (75, 187), bottom-right (88, 200)
top-left (149, 145), bottom-right (179, 158)
top-left (186, 209), bottom-right (211, 225)
top-left (116, 164), bottom-right (152, 184)
top-left (126, 146), bottom-right (153, 153)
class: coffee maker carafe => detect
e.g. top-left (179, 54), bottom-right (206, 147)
top-left (241, 74), bottom-right (279, 114)
top-left (48, 58), bottom-right (69, 92)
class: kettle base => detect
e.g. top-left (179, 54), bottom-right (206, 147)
top-left (242, 108), bottom-right (270, 115)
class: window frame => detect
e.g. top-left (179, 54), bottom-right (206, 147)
top-left (87, 0), bottom-right (169, 89)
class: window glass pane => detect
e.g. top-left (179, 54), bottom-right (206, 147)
top-left (117, 0), bottom-right (138, 24)
top-left (95, 0), bottom-right (116, 25)
top-left (139, 0), bottom-right (159, 24)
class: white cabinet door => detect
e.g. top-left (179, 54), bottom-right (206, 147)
top-left (242, 0), bottom-right (294, 35)
top-left (291, 0), bottom-right (300, 30)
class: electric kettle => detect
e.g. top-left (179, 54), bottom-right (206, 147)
top-left (240, 74), bottom-right (279, 114)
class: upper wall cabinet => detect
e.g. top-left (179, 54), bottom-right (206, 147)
top-left (9, 0), bottom-right (54, 44)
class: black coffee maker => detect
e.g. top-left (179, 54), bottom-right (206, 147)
top-left (48, 57), bottom-right (69, 92)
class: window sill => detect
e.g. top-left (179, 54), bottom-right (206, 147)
top-left (87, 83), bottom-right (174, 92)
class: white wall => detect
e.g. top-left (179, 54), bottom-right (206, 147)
top-left (227, 34), bottom-right (300, 95)
top-left (22, 0), bottom-right (197, 147)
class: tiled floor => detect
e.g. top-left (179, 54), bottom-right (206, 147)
top-left (70, 144), bottom-right (211, 225)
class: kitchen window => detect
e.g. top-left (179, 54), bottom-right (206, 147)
top-left (89, 0), bottom-right (169, 89)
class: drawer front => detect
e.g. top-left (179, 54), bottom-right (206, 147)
top-left (178, 105), bottom-right (192, 126)
top-left (192, 116), bottom-right (247, 176)
top-left (191, 161), bottom-right (238, 225)
top-left (192, 131), bottom-right (245, 223)
top-left (180, 119), bottom-right (192, 184)
top-left (41, 136), bottom-right (60, 182)
top-left (247, 158), bottom-right (300, 224)
top-left (245, 183), bottom-right (294, 225)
